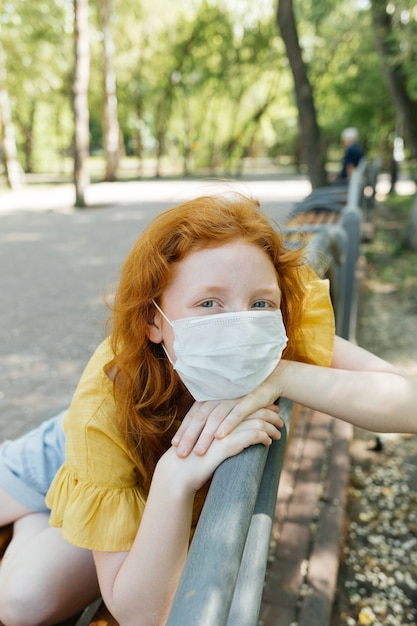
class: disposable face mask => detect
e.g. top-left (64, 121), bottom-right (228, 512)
top-left (153, 301), bottom-right (288, 401)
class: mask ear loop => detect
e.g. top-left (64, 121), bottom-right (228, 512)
top-left (152, 300), bottom-right (175, 365)
top-left (152, 299), bottom-right (172, 326)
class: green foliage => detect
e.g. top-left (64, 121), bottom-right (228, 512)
top-left (1, 0), bottom-right (416, 176)
top-left (295, 0), bottom-right (395, 158)
top-left (109, 1), bottom-right (289, 173)
top-left (364, 196), bottom-right (417, 299)
top-left (386, 193), bottom-right (414, 215)
top-left (1, 0), bottom-right (73, 171)
top-left (376, 1), bottom-right (417, 98)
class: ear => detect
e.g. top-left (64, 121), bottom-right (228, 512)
top-left (146, 310), bottom-right (164, 344)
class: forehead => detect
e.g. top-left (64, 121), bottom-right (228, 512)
top-left (168, 240), bottom-right (277, 284)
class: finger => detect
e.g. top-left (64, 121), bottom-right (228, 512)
top-left (213, 368), bottom-right (283, 439)
top-left (191, 400), bottom-right (241, 456)
top-left (218, 423), bottom-right (276, 453)
top-left (173, 401), bottom-right (218, 457)
top-left (194, 420), bottom-right (280, 476)
top-left (171, 401), bottom-right (205, 446)
top-left (174, 400), bottom-right (239, 458)
top-left (214, 394), bottom-right (280, 439)
top-left (237, 417), bottom-right (282, 441)
top-left (240, 405), bottom-right (283, 428)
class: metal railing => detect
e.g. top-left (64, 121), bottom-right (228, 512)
top-left (166, 399), bottom-right (292, 626)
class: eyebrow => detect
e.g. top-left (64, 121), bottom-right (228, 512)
top-left (196, 285), bottom-right (281, 298)
top-left (252, 287), bottom-right (281, 295)
top-left (197, 283), bottom-right (280, 290)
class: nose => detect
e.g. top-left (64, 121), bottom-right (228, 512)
top-left (226, 300), bottom-right (250, 313)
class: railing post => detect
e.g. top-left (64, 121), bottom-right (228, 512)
top-left (166, 444), bottom-right (270, 626)
top-left (346, 158), bottom-right (367, 210)
top-left (226, 402), bottom-right (292, 625)
top-left (340, 205), bottom-right (361, 340)
top-left (166, 399), bottom-right (293, 626)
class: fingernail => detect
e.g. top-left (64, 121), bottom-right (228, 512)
top-left (194, 444), bottom-right (204, 455)
top-left (215, 427), bottom-right (225, 438)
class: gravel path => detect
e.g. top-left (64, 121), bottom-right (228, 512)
top-left (331, 198), bottom-right (417, 626)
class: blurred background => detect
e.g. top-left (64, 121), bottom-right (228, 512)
top-left (1, 0), bottom-right (416, 200)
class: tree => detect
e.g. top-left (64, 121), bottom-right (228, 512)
top-left (305, 2), bottom-right (393, 152)
top-left (98, 0), bottom-right (120, 181)
top-left (153, 24), bottom-right (202, 177)
top-left (73, 0), bottom-right (91, 207)
top-left (276, 0), bottom-right (327, 188)
top-left (164, 4), bottom-right (285, 176)
top-left (404, 193), bottom-right (417, 250)
top-left (370, 0), bottom-right (417, 157)
top-left (0, 1), bottom-right (73, 176)
top-left (0, 39), bottom-right (24, 189)
top-left (6, 0), bottom-right (413, 180)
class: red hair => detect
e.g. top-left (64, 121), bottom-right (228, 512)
top-left (109, 193), bottom-right (309, 490)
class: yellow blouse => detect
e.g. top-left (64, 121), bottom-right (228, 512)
top-left (46, 267), bottom-right (335, 552)
top-left (294, 265), bottom-right (336, 367)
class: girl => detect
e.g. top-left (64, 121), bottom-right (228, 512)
top-left (0, 193), bottom-right (416, 626)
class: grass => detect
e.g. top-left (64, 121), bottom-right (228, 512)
top-left (363, 194), bottom-right (417, 303)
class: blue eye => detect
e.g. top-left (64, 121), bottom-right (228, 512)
top-left (201, 300), bottom-right (216, 308)
top-left (252, 301), bottom-right (269, 309)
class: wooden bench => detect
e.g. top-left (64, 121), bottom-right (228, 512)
top-left (287, 156), bottom-right (380, 242)
top-left (284, 165), bottom-right (369, 341)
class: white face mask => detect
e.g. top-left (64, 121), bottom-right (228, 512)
top-left (153, 301), bottom-right (288, 401)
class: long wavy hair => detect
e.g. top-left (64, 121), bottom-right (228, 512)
top-left (108, 192), bottom-right (310, 491)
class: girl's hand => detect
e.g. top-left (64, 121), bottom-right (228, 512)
top-left (164, 413), bottom-right (282, 492)
top-left (211, 362), bottom-right (287, 441)
top-left (172, 395), bottom-right (283, 458)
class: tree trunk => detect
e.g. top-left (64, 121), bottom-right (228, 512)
top-left (228, 94), bottom-right (276, 176)
top-left (276, 0), bottom-right (327, 188)
top-left (370, 0), bottom-right (417, 157)
top-left (16, 102), bottom-right (36, 174)
top-left (403, 193), bottom-right (417, 251)
top-left (73, 0), bottom-right (91, 207)
top-left (98, 0), bottom-right (120, 182)
top-left (0, 40), bottom-right (24, 189)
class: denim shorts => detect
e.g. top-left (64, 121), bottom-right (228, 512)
top-left (0, 411), bottom-right (66, 513)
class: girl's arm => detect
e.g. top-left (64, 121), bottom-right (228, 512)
top-left (93, 411), bottom-right (281, 626)
top-left (93, 454), bottom-right (193, 626)
top-left (216, 336), bottom-right (417, 437)
top-left (277, 337), bottom-right (416, 433)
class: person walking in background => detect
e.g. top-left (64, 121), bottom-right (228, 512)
top-left (338, 127), bottom-right (365, 180)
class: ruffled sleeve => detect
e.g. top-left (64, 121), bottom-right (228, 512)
top-left (47, 461), bottom-right (146, 552)
top-left (293, 265), bottom-right (335, 367)
top-left (46, 338), bottom-right (147, 552)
